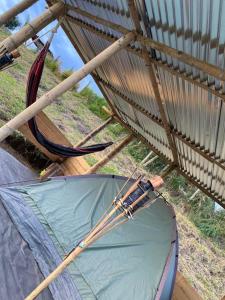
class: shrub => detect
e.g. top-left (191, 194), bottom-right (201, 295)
top-left (5, 16), bottom-right (20, 30)
top-left (127, 141), bottom-right (149, 162)
top-left (79, 87), bottom-right (109, 120)
top-left (108, 123), bottom-right (127, 137)
top-left (45, 57), bottom-right (60, 75)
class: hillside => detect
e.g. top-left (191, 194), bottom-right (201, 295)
top-left (0, 28), bottom-right (225, 299)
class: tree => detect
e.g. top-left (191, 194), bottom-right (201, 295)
top-left (5, 16), bottom-right (20, 30)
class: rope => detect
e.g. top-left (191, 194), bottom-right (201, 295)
top-left (26, 17), bottom-right (64, 48)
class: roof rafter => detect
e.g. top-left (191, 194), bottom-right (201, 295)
top-left (66, 6), bottom-right (225, 101)
top-left (95, 75), bottom-right (225, 172)
top-left (61, 6), bottom-right (225, 206)
top-left (104, 108), bottom-right (225, 208)
top-left (128, 0), bottom-right (179, 165)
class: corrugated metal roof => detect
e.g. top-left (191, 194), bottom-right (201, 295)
top-left (59, 0), bottom-right (225, 207)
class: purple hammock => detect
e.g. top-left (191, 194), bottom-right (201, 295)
top-left (26, 41), bottom-right (113, 157)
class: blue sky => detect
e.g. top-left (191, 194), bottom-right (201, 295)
top-left (1, 0), bottom-right (101, 94)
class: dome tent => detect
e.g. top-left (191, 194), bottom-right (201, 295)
top-left (0, 166), bottom-right (178, 299)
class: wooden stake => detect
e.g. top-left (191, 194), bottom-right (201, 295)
top-left (0, 2), bottom-right (65, 56)
top-left (75, 116), bottom-right (113, 147)
top-left (85, 134), bottom-right (133, 174)
top-left (0, 0), bottom-right (38, 27)
top-left (0, 32), bottom-right (135, 142)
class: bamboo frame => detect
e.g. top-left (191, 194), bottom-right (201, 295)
top-left (75, 116), bottom-right (113, 147)
top-left (67, 5), bottom-right (225, 101)
top-left (128, 0), bottom-right (179, 166)
top-left (25, 175), bottom-right (163, 300)
top-left (95, 74), bottom-right (225, 172)
top-left (85, 134), bottom-right (133, 174)
top-left (101, 108), bottom-right (225, 208)
top-left (0, 31), bottom-right (135, 142)
top-left (0, 2), bottom-right (65, 56)
top-left (0, 0), bottom-right (38, 27)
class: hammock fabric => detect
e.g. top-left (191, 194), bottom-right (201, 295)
top-left (26, 41), bottom-right (113, 157)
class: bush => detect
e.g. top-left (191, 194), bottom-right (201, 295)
top-left (168, 174), bottom-right (187, 191)
top-left (108, 123), bottom-right (127, 137)
top-left (127, 141), bottom-right (149, 162)
top-left (5, 16), bottom-right (20, 30)
top-left (79, 87), bottom-right (109, 120)
top-left (45, 57), bottom-right (60, 75)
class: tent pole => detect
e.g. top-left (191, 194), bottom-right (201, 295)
top-left (85, 134), bottom-right (133, 174)
top-left (0, 0), bottom-right (38, 27)
top-left (0, 31), bottom-right (135, 142)
top-left (75, 116), bottom-right (113, 147)
top-left (0, 2), bottom-right (65, 57)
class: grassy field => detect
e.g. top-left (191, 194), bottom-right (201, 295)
top-left (0, 27), bottom-right (225, 299)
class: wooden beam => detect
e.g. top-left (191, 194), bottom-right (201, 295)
top-left (139, 35), bottom-right (225, 82)
top-left (94, 74), bottom-right (163, 127)
top-left (0, 0), bottom-right (38, 27)
top-left (72, 3), bottom-right (225, 82)
top-left (104, 108), bottom-right (225, 208)
top-left (85, 134), bottom-right (133, 174)
top-left (75, 116), bottom-right (113, 147)
top-left (172, 271), bottom-right (203, 300)
top-left (69, 6), bottom-right (225, 100)
top-left (0, 2), bottom-right (65, 56)
top-left (128, 0), bottom-right (179, 165)
top-left (67, 6), bottom-right (127, 35)
top-left (66, 15), bottom-right (142, 59)
top-left (0, 31), bottom-right (135, 142)
top-left (96, 75), bottom-right (225, 173)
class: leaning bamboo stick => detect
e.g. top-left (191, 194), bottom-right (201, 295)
top-left (25, 176), bottom-right (163, 300)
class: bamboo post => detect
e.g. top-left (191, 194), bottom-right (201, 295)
top-left (75, 116), bottom-right (113, 147)
top-left (142, 155), bottom-right (158, 167)
top-left (160, 164), bottom-right (176, 178)
top-left (85, 134), bottom-right (133, 174)
top-left (190, 189), bottom-right (200, 200)
top-left (0, 32), bottom-right (135, 142)
top-left (140, 151), bottom-right (153, 165)
top-left (0, 2), bottom-right (65, 56)
top-left (128, 0), bottom-right (179, 166)
top-left (0, 0), bottom-right (38, 27)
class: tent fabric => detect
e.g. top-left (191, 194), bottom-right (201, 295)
top-left (0, 187), bottom-right (82, 300)
top-left (18, 175), bottom-right (177, 300)
top-left (0, 198), bottom-right (52, 300)
top-left (0, 148), bottom-right (36, 185)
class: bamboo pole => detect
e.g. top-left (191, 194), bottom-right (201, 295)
top-left (140, 151), bottom-right (153, 166)
top-left (0, 2), bottom-right (65, 56)
top-left (143, 155), bottom-right (158, 167)
top-left (0, 0), bottom-right (38, 27)
top-left (75, 116), bottom-right (113, 147)
top-left (0, 32), bottom-right (135, 142)
top-left (85, 134), bottom-right (133, 174)
top-left (160, 164), bottom-right (176, 178)
top-left (128, 0), bottom-right (179, 166)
